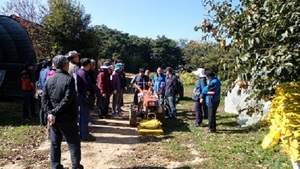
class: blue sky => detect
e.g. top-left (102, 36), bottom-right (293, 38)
top-left (0, 0), bottom-right (207, 40)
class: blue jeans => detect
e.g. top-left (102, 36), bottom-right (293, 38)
top-left (166, 96), bottom-right (177, 119)
top-left (39, 96), bottom-right (46, 126)
top-left (78, 93), bottom-right (90, 139)
top-left (158, 94), bottom-right (164, 106)
top-left (50, 120), bottom-right (83, 169)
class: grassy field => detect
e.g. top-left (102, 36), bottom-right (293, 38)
top-left (0, 101), bottom-right (47, 167)
top-left (0, 85), bottom-right (293, 168)
top-left (157, 85), bottom-right (291, 168)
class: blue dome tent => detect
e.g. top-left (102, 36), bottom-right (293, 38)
top-left (0, 15), bottom-right (36, 98)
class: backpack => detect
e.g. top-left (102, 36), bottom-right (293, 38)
top-left (192, 88), bottom-right (200, 101)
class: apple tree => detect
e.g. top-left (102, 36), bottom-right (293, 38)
top-left (196, 0), bottom-right (300, 100)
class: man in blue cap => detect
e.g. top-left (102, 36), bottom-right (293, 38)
top-left (111, 63), bottom-right (123, 116)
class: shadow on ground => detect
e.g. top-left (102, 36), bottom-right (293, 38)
top-left (0, 101), bottom-right (41, 127)
top-left (112, 167), bottom-right (191, 169)
top-left (216, 114), bottom-right (261, 134)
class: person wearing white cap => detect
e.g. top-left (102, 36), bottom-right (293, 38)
top-left (192, 68), bottom-right (208, 127)
top-left (67, 50), bottom-right (80, 91)
top-left (97, 61), bottom-right (112, 118)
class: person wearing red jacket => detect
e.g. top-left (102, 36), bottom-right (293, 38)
top-left (97, 61), bottom-right (112, 118)
top-left (21, 62), bottom-right (36, 121)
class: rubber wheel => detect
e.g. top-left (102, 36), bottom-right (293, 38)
top-left (156, 105), bottom-right (165, 124)
top-left (129, 106), bottom-right (137, 126)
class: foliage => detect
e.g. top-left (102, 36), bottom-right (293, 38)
top-left (180, 40), bottom-right (239, 75)
top-left (41, 0), bottom-right (96, 56)
top-left (93, 25), bottom-right (183, 73)
top-left (179, 72), bottom-right (198, 86)
top-left (196, 0), bottom-right (300, 100)
top-left (0, 0), bottom-right (47, 23)
top-left (150, 36), bottom-right (182, 70)
top-left (182, 40), bottom-right (238, 73)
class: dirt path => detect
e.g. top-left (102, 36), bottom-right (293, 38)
top-left (37, 102), bottom-right (139, 169)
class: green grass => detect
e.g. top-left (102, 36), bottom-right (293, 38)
top-left (157, 85), bottom-right (292, 168)
top-left (0, 101), bottom-right (46, 166)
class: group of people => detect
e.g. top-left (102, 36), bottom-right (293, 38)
top-left (26, 53), bottom-right (84, 169)
top-left (20, 51), bottom-right (220, 168)
top-left (193, 68), bottom-right (221, 133)
top-left (131, 66), bottom-right (180, 120)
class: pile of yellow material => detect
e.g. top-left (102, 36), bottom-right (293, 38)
top-left (137, 119), bottom-right (163, 135)
top-left (262, 82), bottom-right (300, 162)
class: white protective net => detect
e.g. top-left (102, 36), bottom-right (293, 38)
top-left (224, 80), bottom-right (271, 127)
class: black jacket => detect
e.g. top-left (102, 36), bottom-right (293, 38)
top-left (42, 69), bottom-right (78, 122)
top-left (165, 74), bottom-right (179, 97)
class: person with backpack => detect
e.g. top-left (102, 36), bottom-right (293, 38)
top-left (200, 69), bottom-right (221, 133)
top-left (192, 68), bottom-right (208, 127)
top-left (164, 67), bottom-right (179, 120)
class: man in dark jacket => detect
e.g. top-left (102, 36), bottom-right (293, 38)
top-left (76, 58), bottom-right (95, 141)
top-left (42, 55), bottom-right (83, 169)
top-left (164, 67), bottom-right (179, 119)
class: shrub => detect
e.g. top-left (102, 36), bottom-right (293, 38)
top-left (179, 72), bottom-right (198, 86)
